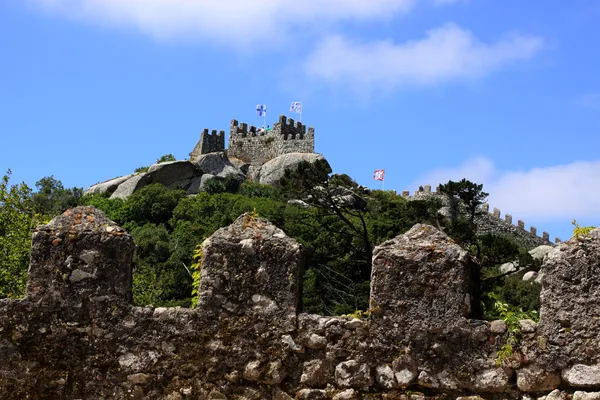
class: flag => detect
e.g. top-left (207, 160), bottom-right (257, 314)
top-left (290, 101), bottom-right (302, 113)
top-left (373, 169), bottom-right (385, 181)
top-left (256, 104), bottom-right (267, 117)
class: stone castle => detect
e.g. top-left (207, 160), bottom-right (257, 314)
top-left (189, 115), bottom-right (315, 167)
top-left (2, 206), bottom-right (600, 399)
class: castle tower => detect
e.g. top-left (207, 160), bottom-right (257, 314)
top-left (189, 129), bottom-right (225, 162)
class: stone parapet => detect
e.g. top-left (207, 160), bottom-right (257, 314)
top-left (2, 208), bottom-right (600, 398)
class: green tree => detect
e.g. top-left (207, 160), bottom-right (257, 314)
top-left (31, 176), bottom-right (83, 218)
top-left (0, 170), bottom-right (38, 298)
top-left (280, 160), bottom-right (372, 280)
top-left (435, 180), bottom-right (542, 319)
top-left (120, 184), bottom-right (187, 230)
top-left (438, 179), bottom-right (489, 252)
top-left (78, 193), bottom-right (126, 223)
top-left (157, 154), bottom-right (177, 163)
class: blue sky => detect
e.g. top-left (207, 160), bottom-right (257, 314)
top-left (1, 0), bottom-right (599, 243)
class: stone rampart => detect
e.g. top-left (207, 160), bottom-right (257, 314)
top-left (402, 185), bottom-right (555, 247)
top-left (190, 115), bottom-right (315, 167)
top-left (1, 207), bottom-right (600, 399)
top-left (227, 115), bottom-right (315, 166)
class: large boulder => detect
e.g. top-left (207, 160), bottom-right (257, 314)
top-left (499, 244), bottom-right (556, 275)
top-left (110, 173), bottom-right (152, 199)
top-left (146, 160), bottom-right (199, 189)
top-left (258, 153), bottom-right (330, 187)
top-left (109, 161), bottom-right (202, 199)
top-left (529, 245), bottom-right (554, 261)
top-left (228, 156), bottom-right (251, 175)
top-left (84, 174), bottom-right (135, 196)
top-left (193, 152), bottom-right (245, 180)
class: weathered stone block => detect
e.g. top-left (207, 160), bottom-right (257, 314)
top-left (301, 359), bottom-right (332, 387)
top-left (489, 320), bottom-right (507, 334)
top-left (27, 206), bottom-right (134, 304)
top-left (370, 224), bottom-right (476, 339)
top-left (332, 389), bottom-right (359, 400)
top-left (562, 365), bottom-right (600, 388)
top-left (469, 368), bottom-right (512, 393)
top-left (335, 360), bottom-right (373, 388)
top-left (538, 228), bottom-right (600, 366)
top-left (296, 389), bottom-right (328, 400)
top-left (375, 365), bottom-right (397, 389)
top-left (198, 213), bottom-right (303, 323)
top-left (573, 392), bottom-right (600, 400)
top-left (516, 365), bottom-right (561, 392)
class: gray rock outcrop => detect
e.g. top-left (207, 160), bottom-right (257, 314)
top-left (84, 174), bottom-right (135, 196)
top-left (110, 172), bottom-right (153, 199)
top-left (192, 152), bottom-right (245, 181)
top-left (258, 153), bottom-right (330, 186)
top-left (108, 161), bottom-right (204, 199)
top-left (500, 244), bottom-right (556, 275)
top-left (146, 160), bottom-right (199, 189)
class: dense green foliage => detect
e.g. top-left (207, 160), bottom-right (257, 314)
top-left (31, 176), bottom-right (83, 219)
top-left (0, 165), bottom-right (548, 319)
top-left (0, 171), bottom-right (81, 298)
top-left (0, 171), bottom-right (37, 298)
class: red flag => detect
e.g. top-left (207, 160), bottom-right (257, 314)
top-left (373, 169), bottom-right (385, 181)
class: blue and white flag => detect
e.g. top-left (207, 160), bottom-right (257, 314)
top-left (256, 104), bottom-right (267, 117)
top-left (290, 101), bottom-right (302, 114)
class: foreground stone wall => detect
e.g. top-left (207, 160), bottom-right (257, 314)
top-left (1, 207), bottom-right (599, 399)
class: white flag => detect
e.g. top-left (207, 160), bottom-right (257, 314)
top-left (290, 101), bottom-right (302, 113)
top-left (256, 104), bottom-right (267, 117)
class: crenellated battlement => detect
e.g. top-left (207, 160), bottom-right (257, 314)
top-left (402, 184), bottom-right (556, 246)
top-left (228, 114), bottom-right (315, 166)
top-left (190, 115), bottom-right (316, 167)
top-left (2, 207), bottom-right (599, 398)
top-left (189, 128), bottom-right (225, 161)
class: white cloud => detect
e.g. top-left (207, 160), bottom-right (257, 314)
top-left (30, 0), bottom-right (416, 46)
top-left (410, 157), bottom-right (496, 190)
top-left (413, 157), bottom-right (600, 220)
top-left (581, 93), bottom-right (600, 110)
top-left (304, 24), bottom-right (543, 87)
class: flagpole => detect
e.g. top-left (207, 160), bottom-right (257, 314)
top-left (264, 102), bottom-right (267, 129)
top-left (300, 100), bottom-right (303, 123)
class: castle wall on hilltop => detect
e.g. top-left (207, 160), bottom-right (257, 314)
top-left (190, 115), bottom-right (315, 166)
top-left (402, 184), bottom-right (556, 247)
top-left (227, 115), bottom-right (315, 166)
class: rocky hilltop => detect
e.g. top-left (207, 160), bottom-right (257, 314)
top-left (85, 114), bottom-right (327, 199)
